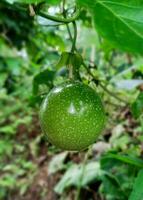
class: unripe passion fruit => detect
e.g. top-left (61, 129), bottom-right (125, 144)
top-left (40, 81), bottom-right (105, 151)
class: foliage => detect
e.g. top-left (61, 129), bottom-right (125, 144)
top-left (129, 169), bottom-right (143, 200)
top-left (77, 0), bottom-right (143, 54)
top-left (131, 92), bottom-right (143, 119)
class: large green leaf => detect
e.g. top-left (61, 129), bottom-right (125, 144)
top-left (129, 169), bottom-right (143, 200)
top-left (77, 0), bottom-right (143, 54)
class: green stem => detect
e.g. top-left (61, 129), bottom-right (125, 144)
top-left (68, 63), bottom-right (74, 79)
top-left (62, 6), bottom-right (77, 52)
top-left (64, 24), bottom-right (75, 79)
top-left (38, 8), bottom-right (80, 23)
top-left (99, 82), bottom-right (128, 104)
top-left (62, 0), bottom-right (73, 42)
top-left (68, 20), bottom-right (77, 78)
top-left (11, 3), bottom-right (80, 24)
top-left (66, 27), bottom-right (127, 104)
top-left (71, 21), bottom-right (77, 53)
top-left (66, 24), bottom-right (73, 41)
top-left (75, 147), bottom-right (92, 200)
top-left (62, 2), bottom-right (77, 79)
top-left (83, 62), bottom-right (128, 104)
top-left (62, 0), bottom-right (66, 13)
top-left (139, 115), bottom-right (143, 132)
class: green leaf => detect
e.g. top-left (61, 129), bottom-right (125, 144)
top-left (100, 175), bottom-right (125, 200)
top-left (56, 52), bottom-right (70, 69)
top-left (48, 152), bottom-right (68, 174)
top-left (131, 92), bottom-right (143, 119)
top-left (0, 125), bottom-right (15, 135)
top-left (55, 162), bottom-right (102, 194)
top-left (56, 52), bottom-right (82, 79)
top-left (77, 0), bottom-right (143, 54)
top-left (45, 0), bottom-right (61, 5)
top-left (45, 32), bottom-right (65, 52)
top-left (33, 69), bottom-right (55, 95)
top-left (0, 140), bottom-right (13, 157)
top-left (102, 153), bottom-right (143, 168)
top-left (0, 38), bottom-right (17, 57)
top-left (129, 169), bottom-right (143, 200)
top-left (5, 57), bottom-right (23, 75)
top-left (0, 175), bottom-right (16, 188)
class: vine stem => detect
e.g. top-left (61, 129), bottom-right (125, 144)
top-left (62, 1), bottom-right (78, 79)
top-left (71, 21), bottom-right (77, 53)
top-left (62, 0), bottom-right (73, 44)
top-left (67, 21), bottom-right (77, 79)
top-left (99, 82), bottom-right (128, 104)
top-left (38, 9), bottom-right (80, 23)
top-left (61, 0), bottom-right (77, 53)
top-left (11, 3), bottom-right (80, 24)
top-left (75, 147), bottom-right (92, 200)
top-left (83, 62), bottom-right (128, 104)
top-left (68, 56), bottom-right (74, 80)
top-left (64, 23), bottom-right (129, 105)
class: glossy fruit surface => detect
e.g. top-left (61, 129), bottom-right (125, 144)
top-left (39, 81), bottom-right (105, 151)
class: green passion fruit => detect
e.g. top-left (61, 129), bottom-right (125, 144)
top-left (39, 81), bottom-right (106, 151)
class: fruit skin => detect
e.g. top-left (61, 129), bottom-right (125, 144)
top-left (40, 81), bottom-right (106, 151)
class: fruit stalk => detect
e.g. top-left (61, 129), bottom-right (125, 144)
top-left (75, 147), bottom-right (92, 200)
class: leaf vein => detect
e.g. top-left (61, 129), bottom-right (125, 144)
top-left (96, 0), bottom-right (143, 40)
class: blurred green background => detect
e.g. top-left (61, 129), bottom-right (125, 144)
top-left (1, 1), bottom-right (143, 200)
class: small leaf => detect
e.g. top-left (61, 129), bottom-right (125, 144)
top-left (129, 169), bottom-right (143, 200)
top-left (71, 53), bottom-right (83, 70)
top-left (131, 92), bottom-right (143, 119)
top-left (56, 52), bottom-right (82, 79)
top-left (56, 52), bottom-right (83, 69)
top-left (56, 52), bottom-right (70, 69)
top-left (33, 69), bottom-right (55, 95)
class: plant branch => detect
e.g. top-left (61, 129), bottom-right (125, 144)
top-left (82, 62), bottom-right (128, 105)
top-left (62, 0), bottom-right (74, 42)
top-left (71, 21), bottom-right (77, 53)
top-left (60, 4), bottom-right (128, 105)
top-left (75, 147), bottom-right (92, 200)
top-left (11, 3), bottom-right (80, 24)
top-left (62, 0), bottom-right (66, 13)
top-left (38, 8), bottom-right (80, 23)
top-left (66, 24), bottom-right (73, 41)
top-left (99, 83), bottom-right (128, 104)
top-left (62, 2), bottom-right (77, 53)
